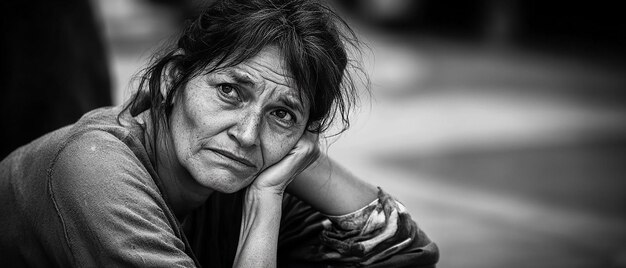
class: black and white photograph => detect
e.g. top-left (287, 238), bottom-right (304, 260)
top-left (1, 0), bottom-right (625, 267)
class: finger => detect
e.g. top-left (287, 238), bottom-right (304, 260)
top-left (250, 131), bottom-right (321, 192)
top-left (294, 132), bottom-right (319, 156)
top-left (291, 132), bottom-right (321, 171)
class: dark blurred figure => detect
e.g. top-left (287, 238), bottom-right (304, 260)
top-left (0, 1), bottom-right (112, 159)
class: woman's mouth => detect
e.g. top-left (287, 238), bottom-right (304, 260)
top-left (209, 148), bottom-right (256, 168)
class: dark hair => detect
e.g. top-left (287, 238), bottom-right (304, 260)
top-left (121, 0), bottom-right (366, 155)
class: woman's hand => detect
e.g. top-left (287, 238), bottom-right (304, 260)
top-left (234, 131), bottom-right (319, 268)
top-left (249, 131), bottom-right (320, 196)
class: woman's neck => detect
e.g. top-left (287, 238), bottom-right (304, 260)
top-left (139, 111), bottom-right (214, 220)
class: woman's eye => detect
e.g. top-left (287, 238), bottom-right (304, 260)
top-left (218, 84), bottom-right (241, 101)
top-left (272, 109), bottom-right (295, 124)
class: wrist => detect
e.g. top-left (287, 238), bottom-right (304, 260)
top-left (235, 186), bottom-right (283, 267)
top-left (243, 186), bottom-right (284, 214)
top-left (247, 183), bottom-right (288, 199)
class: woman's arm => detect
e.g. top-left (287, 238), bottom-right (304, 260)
top-left (286, 153), bottom-right (379, 216)
top-left (233, 189), bottom-right (283, 268)
top-left (285, 149), bottom-right (440, 267)
top-left (233, 132), bottom-right (320, 268)
top-left (236, 134), bottom-right (439, 267)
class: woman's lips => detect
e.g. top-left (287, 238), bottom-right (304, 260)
top-left (209, 148), bottom-right (256, 168)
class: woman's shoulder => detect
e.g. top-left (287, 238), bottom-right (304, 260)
top-left (43, 127), bottom-right (191, 267)
top-left (46, 127), bottom-right (169, 227)
top-left (1, 106), bottom-right (146, 186)
top-left (49, 127), bottom-right (154, 191)
top-left (50, 105), bottom-right (152, 179)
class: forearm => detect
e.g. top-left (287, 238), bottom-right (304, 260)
top-left (287, 153), bottom-right (378, 215)
top-left (234, 188), bottom-right (283, 268)
top-left (282, 154), bottom-right (439, 266)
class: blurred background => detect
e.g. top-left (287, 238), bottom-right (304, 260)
top-left (3, 0), bottom-right (626, 267)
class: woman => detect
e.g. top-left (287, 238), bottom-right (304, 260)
top-left (0, 0), bottom-right (439, 267)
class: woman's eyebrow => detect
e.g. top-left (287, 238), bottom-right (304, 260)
top-left (280, 96), bottom-right (304, 115)
top-left (223, 69), bottom-right (255, 86)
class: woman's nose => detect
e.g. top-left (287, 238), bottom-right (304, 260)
top-left (228, 111), bottom-right (261, 148)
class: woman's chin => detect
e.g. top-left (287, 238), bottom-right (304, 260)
top-left (194, 168), bottom-right (255, 194)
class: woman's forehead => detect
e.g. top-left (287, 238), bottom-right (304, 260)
top-left (208, 47), bottom-right (292, 86)
top-left (238, 46), bottom-right (293, 84)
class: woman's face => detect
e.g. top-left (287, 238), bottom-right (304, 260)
top-left (168, 46), bottom-right (310, 193)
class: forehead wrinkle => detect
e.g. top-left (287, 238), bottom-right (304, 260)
top-left (231, 64), bottom-right (296, 102)
top-left (244, 59), bottom-right (294, 89)
top-left (231, 48), bottom-right (308, 115)
top-left (256, 77), bottom-right (307, 116)
top-left (217, 69), bottom-right (255, 86)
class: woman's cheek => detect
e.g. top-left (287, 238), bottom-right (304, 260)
top-left (262, 131), bottom-right (300, 166)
